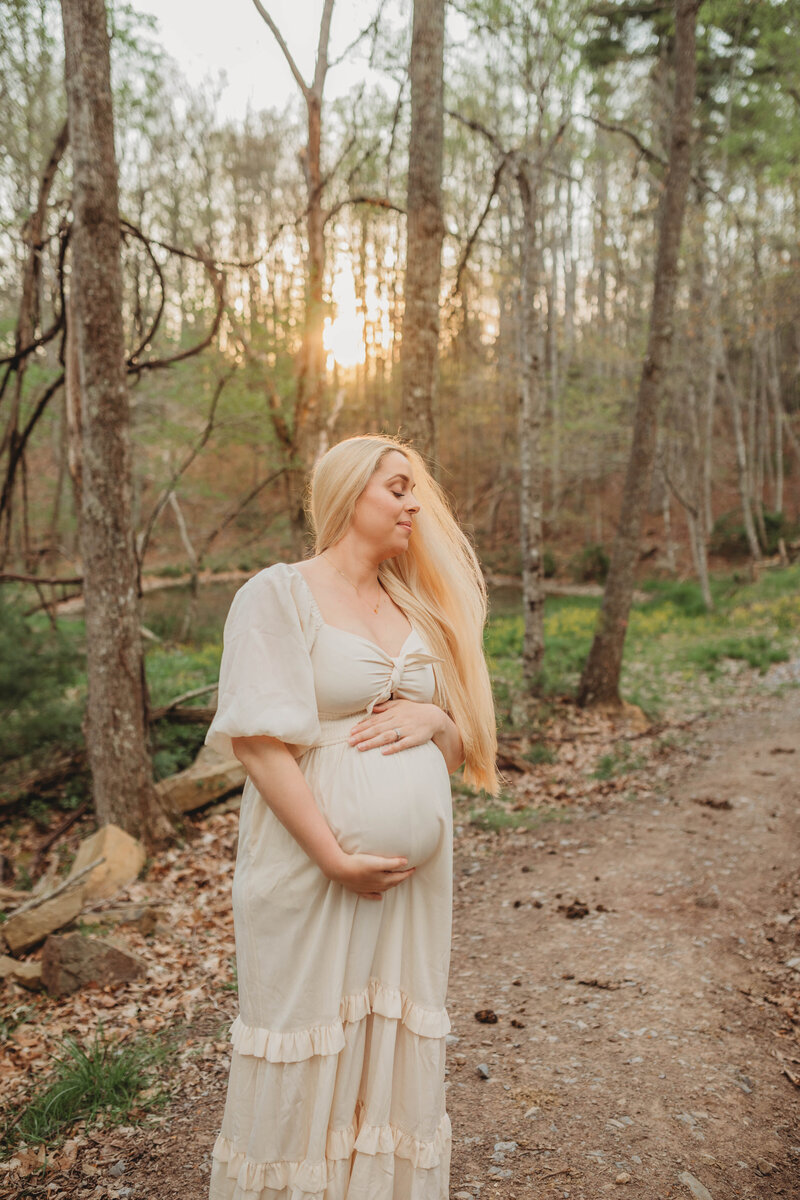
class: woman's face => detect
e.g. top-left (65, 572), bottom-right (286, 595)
top-left (351, 450), bottom-right (420, 558)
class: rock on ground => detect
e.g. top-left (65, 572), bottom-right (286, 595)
top-left (41, 932), bottom-right (146, 996)
top-left (2, 886), bottom-right (85, 955)
top-left (68, 824), bottom-right (146, 901)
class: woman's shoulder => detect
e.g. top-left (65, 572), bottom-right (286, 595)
top-left (235, 560), bottom-right (300, 596)
top-left (229, 561), bottom-right (321, 636)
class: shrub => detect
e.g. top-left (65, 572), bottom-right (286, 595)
top-left (569, 543), bottom-right (609, 583)
top-left (710, 509), bottom-right (800, 559)
top-left (0, 596), bottom-right (84, 766)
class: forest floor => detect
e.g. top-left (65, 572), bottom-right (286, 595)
top-left (1, 682), bottom-right (799, 1200)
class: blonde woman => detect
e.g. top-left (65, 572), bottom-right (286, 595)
top-left (206, 434), bottom-right (499, 1200)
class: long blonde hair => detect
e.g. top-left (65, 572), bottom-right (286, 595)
top-left (306, 434), bottom-right (500, 796)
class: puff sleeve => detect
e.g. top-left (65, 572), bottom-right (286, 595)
top-left (205, 565), bottom-right (322, 759)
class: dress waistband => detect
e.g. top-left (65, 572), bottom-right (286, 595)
top-left (313, 711), bottom-right (369, 748)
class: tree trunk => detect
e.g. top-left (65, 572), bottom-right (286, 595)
top-left (767, 330), bottom-right (784, 513)
top-left (720, 343), bottom-right (762, 561)
top-left (400, 0), bottom-right (445, 461)
top-left (578, 0), bottom-right (699, 709)
top-left (60, 0), bottom-right (172, 845)
top-left (517, 160), bottom-right (545, 685)
top-left (251, 0), bottom-right (335, 555)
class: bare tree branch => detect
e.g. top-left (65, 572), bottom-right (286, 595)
top-left (324, 194), bottom-right (405, 226)
top-left (449, 153), bottom-right (510, 303)
top-left (121, 221), bottom-right (166, 365)
top-left (125, 249), bottom-right (225, 375)
top-left (446, 108), bottom-right (509, 157)
top-left (0, 571), bottom-right (83, 586)
top-left (385, 74), bottom-right (406, 186)
top-left (251, 0), bottom-right (310, 97)
top-left (328, 6), bottom-right (383, 70)
top-left (198, 468), bottom-right (287, 563)
top-left (0, 373), bottom-right (65, 528)
top-left (313, 0), bottom-right (336, 96)
top-left (0, 314), bottom-right (65, 369)
top-left (137, 367), bottom-right (236, 566)
top-left (583, 112), bottom-right (667, 168)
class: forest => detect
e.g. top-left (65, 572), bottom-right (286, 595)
top-left (0, 0), bottom-right (799, 1196)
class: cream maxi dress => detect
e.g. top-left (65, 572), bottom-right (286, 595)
top-left (205, 562), bottom-right (454, 1200)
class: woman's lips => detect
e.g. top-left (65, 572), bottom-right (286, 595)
top-left (398, 522), bottom-right (412, 530)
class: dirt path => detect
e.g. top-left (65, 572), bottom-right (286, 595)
top-left (7, 693), bottom-right (798, 1200)
top-left (443, 694), bottom-right (799, 1199)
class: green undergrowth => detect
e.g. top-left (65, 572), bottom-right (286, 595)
top-left (591, 742), bottom-right (648, 780)
top-left (452, 779), bottom-right (573, 833)
top-left (1, 1025), bottom-right (174, 1154)
top-left (4, 563), bottom-right (799, 823)
top-left (466, 803), bottom-right (573, 833)
top-left (486, 565), bottom-right (800, 730)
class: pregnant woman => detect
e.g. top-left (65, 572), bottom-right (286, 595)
top-left (205, 434), bottom-right (499, 1200)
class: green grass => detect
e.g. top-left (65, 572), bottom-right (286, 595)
top-left (590, 743), bottom-right (647, 780)
top-left (3, 1026), bottom-right (171, 1152)
top-left (682, 634), bottom-right (789, 676)
top-left (486, 565), bottom-right (800, 728)
top-left (523, 743), bottom-right (558, 765)
top-left (467, 803), bottom-right (572, 832)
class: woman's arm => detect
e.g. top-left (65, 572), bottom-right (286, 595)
top-left (431, 708), bottom-right (466, 774)
top-left (231, 735), bottom-right (415, 899)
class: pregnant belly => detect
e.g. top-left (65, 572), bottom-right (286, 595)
top-left (304, 739), bottom-right (451, 870)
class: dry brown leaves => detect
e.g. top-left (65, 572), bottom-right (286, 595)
top-left (0, 809), bottom-right (240, 1178)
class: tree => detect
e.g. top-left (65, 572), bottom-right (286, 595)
top-left (400, 0), bottom-right (445, 460)
top-left (578, 0), bottom-right (700, 709)
top-left (251, 0), bottom-right (335, 551)
top-left (60, 0), bottom-right (172, 843)
top-left (448, 0), bottom-right (581, 686)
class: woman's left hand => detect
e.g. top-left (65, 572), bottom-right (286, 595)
top-left (348, 699), bottom-right (444, 755)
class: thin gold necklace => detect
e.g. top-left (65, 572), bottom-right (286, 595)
top-left (321, 553), bottom-right (383, 615)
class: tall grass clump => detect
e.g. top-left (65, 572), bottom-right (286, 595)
top-left (5, 1027), bottom-right (169, 1149)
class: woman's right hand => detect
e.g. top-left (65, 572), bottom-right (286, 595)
top-left (326, 849), bottom-right (416, 900)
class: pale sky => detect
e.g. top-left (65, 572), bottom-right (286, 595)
top-left (133, 0), bottom-right (398, 120)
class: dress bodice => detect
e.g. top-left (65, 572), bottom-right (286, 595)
top-left (205, 561), bottom-right (444, 760)
top-left (284, 564), bottom-right (443, 718)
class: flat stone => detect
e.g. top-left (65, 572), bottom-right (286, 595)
top-left (41, 932), bottom-right (146, 996)
top-left (3, 887), bottom-right (85, 955)
top-left (0, 955), bottom-right (43, 990)
top-left (68, 825), bottom-right (146, 902)
top-left (155, 746), bottom-right (245, 814)
top-left (678, 1171), bottom-right (714, 1200)
top-left (88, 904), bottom-right (161, 936)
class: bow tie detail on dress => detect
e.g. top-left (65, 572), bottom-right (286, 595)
top-left (364, 647), bottom-right (444, 714)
